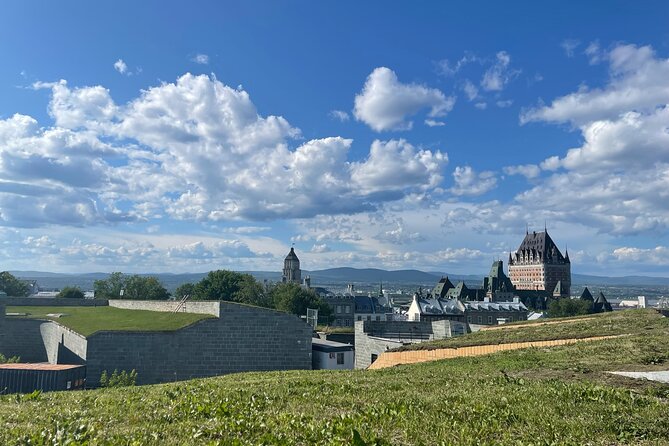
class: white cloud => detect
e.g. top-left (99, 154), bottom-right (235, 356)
top-left (353, 67), bottom-right (455, 131)
top-left (311, 243), bottom-right (330, 253)
top-left (584, 41), bottom-right (604, 65)
top-left (496, 99), bottom-right (513, 108)
top-left (435, 53), bottom-right (480, 77)
top-left (561, 39), bottom-right (580, 57)
top-left (522, 44), bottom-right (669, 126)
top-left (463, 79), bottom-right (479, 101)
top-left (612, 246), bottom-right (669, 265)
top-left (450, 166), bottom-right (497, 196)
top-left (192, 54), bottom-right (209, 65)
top-left (481, 51), bottom-right (518, 91)
top-left (503, 164), bottom-right (541, 179)
top-left (329, 110), bottom-right (350, 122)
top-left (114, 59), bottom-right (128, 74)
top-left (0, 73), bottom-right (450, 228)
top-left (424, 119), bottom-right (445, 127)
top-left (474, 102), bottom-right (487, 110)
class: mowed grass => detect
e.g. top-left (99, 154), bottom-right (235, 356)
top-left (1, 311), bottom-right (669, 444)
top-left (394, 309), bottom-right (669, 351)
top-left (6, 306), bottom-right (213, 337)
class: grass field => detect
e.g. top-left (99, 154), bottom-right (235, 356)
top-left (393, 309), bottom-right (668, 351)
top-left (1, 310), bottom-right (668, 444)
top-left (6, 306), bottom-right (213, 337)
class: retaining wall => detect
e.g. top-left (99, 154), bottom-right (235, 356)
top-left (108, 299), bottom-right (220, 317)
top-left (85, 303), bottom-right (312, 386)
top-left (1, 297), bottom-right (108, 307)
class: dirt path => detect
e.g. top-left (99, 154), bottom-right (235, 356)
top-left (368, 335), bottom-right (621, 370)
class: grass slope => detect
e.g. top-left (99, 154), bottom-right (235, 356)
top-left (1, 310), bottom-right (668, 445)
top-left (395, 309), bottom-right (667, 351)
top-left (6, 306), bottom-right (213, 337)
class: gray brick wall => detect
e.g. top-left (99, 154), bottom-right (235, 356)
top-left (85, 303), bottom-right (312, 386)
top-left (0, 319), bottom-right (49, 362)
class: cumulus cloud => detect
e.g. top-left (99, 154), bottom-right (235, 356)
top-left (0, 73), bottom-right (449, 228)
top-left (611, 246), bottom-right (669, 265)
top-left (517, 43), bottom-right (669, 236)
top-left (521, 44), bottom-right (669, 126)
top-left (353, 67), bottom-right (455, 131)
top-left (503, 164), bottom-right (541, 179)
top-left (424, 119), bottom-right (445, 127)
top-left (450, 166), bottom-right (497, 196)
top-left (192, 54), bottom-right (209, 64)
top-left (167, 240), bottom-right (257, 259)
top-left (463, 79), bottom-right (479, 101)
top-left (114, 59), bottom-right (128, 74)
top-left (310, 243), bottom-right (330, 253)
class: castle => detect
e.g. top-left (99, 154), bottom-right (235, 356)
top-left (508, 229), bottom-right (571, 297)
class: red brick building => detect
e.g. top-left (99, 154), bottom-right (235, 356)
top-left (508, 230), bottom-right (571, 297)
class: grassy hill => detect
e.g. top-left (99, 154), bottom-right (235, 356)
top-left (6, 306), bottom-right (212, 337)
top-left (1, 310), bottom-right (668, 444)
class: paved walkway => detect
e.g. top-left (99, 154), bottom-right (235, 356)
top-left (607, 371), bottom-right (669, 383)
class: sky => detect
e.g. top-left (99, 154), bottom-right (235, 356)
top-left (0, 1), bottom-right (668, 276)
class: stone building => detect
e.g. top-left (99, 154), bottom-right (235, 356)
top-left (282, 247), bottom-right (301, 284)
top-left (508, 229), bottom-right (571, 297)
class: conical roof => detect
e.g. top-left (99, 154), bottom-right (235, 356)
top-left (593, 291), bottom-right (613, 312)
top-left (580, 287), bottom-right (594, 301)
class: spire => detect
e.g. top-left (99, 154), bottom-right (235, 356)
top-left (526, 222), bottom-right (528, 235)
top-left (544, 220), bottom-right (547, 233)
top-left (565, 245), bottom-right (570, 262)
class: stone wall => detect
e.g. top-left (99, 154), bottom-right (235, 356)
top-left (354, 319), bottom-right (467, 369)
top-left (108, 299), bottom-right (220, 317)
top-left (0, 318), bottom-right (49, 362)
top-left (40, 322), bottom-right (88, 365)
top-left (1, 297), bottom-right (108, 307)
top-left (85, 303), bottom-right (312, 386)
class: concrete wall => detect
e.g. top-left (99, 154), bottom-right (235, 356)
top-left (1, 297), bottom-right (108, 307)
top-left (40, 322), bottom-right (88, 365)
top-left (0, 318), bottom-right (49, 362)
top-left (312, 350), bottom-right (354, 370)
top-left (354, 319), bottom-right (467, 369)
top-left (84, 303), bottom-right (312, 386)
top-left (108, 299), bottom-right (220, 317)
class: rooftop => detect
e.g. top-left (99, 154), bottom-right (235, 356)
top-left (0, 363), bottom-right (84, 371)
top-left (5, 305), bottom-right (214, 337)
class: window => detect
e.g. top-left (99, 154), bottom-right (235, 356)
top-left (345, 305), bottom-right (351, 313)
top-left (367, 316), bottom-right (372, 321)
top-left (488, 316), bottom-right (493, 324)
top-left (337, 352), bottom-right (345, 364)
top-left (371, 354), bottom-right (378, 364)
top-left (345, 319), bottom-right (350, 326)
top-left (477, 316), bottom-right (482, 324)
top-left (336, 305), bottom-right (342, 313)
top-left (467, 316), bottom-right (472, 323)
top-left (375, 316), bottom-right (381, 321)
top-left (357, 316), bottom-right (362, 321)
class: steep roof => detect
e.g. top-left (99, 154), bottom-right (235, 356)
top-left (512, 230), bottom-right (568, 264)
top-left (580, 287), bottom-right (594, 301)
top-left (432, 276), bottom-right (455, 298)
top-left (593, 291), bottom-right (613, 312)
top-left (284, 247), bottom-right (299, 261)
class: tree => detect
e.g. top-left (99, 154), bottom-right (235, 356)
top-left (192, 270), bottom-right (268, 306)
top-left (0, 271), bottom-right (29, 297)
top-left (123, 275), bottom-right (170, 300)
top-left (94, 272), bottom-right (125, 299)
top-left (94, 273), bottom-right (169, 300)
top-left (548, 298), bottom-right (593, 318)
top-left (174, 282), bottom-right (196, 300)
top-left (57, 286), bottom-right (85, 299)
top-left (269, 282), bottom-right (333, 324)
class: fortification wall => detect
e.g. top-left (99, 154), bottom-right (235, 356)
top-left (0, 297), bottom-right (108, 307)
top-left (85, 303), bottom-right (312, 386)
top-left (0, 318), bottom-right (49, 362)
top-left (108, 299), bottom-right (220, 316)
top-left (40, 322), bottom-right (88, 365)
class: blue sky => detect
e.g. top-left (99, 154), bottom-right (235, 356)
top-left (0, 1), bottom-right (668, 276)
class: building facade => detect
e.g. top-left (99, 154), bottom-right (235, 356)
top-left (508, 230), bottom-right (571, 297)
top-left (282, 247), bottom-right (301, 284)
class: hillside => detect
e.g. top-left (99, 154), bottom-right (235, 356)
top-left (2, 310), bottom-right (669, 444)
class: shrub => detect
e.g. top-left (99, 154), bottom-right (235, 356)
top-left (100, 369), bottom-right (138, 387)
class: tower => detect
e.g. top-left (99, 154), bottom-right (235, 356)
top-left (282, 247), bottom-right (301, 284)
top-left (508, 229), bottom-right (571, 296)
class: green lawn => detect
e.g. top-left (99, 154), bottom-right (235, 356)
top-left (394, 309), bottom-right (668, 351)
top-left (1, 310), bottom-right (668, 444)
top-left (6, 306), bottom-right (214, 337)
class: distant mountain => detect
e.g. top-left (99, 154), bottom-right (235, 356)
top-left (572, 274), bottom-right (669, 286)
top-left (305, 267), bottom-right (441, 284)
